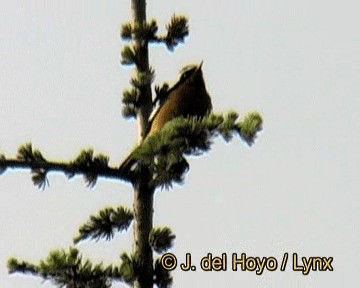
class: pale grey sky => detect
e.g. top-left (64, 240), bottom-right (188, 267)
top-left (0, 1), bottom-right (359, 287)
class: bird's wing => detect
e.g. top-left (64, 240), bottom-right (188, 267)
top-left (149, 98), bottom-right (162, 122)
top-left (148, 79), bottom-right (182, 123)
top-left (149, 64), bottom-right (199, 123)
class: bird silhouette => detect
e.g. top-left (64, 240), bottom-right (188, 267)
top-left (119, 62), bottom-right (212, 176)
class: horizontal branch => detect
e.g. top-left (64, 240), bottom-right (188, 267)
top-left (1, 110), bottom-right (262, 189)
top-left (73, 206), bottom-right (134, 244)
top-left (131, 111), bottom-right (263, 188)
top-left (0, 145), bottom-right (129, 188)
top-left (0, 159), bottom-right (121, 179)
top-left (8, 247), bottom-right (122, 287)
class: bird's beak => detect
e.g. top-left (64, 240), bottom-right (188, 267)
top-left (197, 61), bottom-right (203, 70)
top-left (194, 61), bottom-right (204, 75)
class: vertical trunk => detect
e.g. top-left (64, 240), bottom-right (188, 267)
top-left (133, 178), bottom-right (154, 288)
top-left (131, 1), bottom-right (154, 288)
top-left (131, 0), bottom-right (152, 142)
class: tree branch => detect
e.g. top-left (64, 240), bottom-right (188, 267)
top-left (0, 158), bottom-right (120, 179)
top-left (8, 247), bottom-right (122, 288)
top-left (73, 206), bottom-right (134, 244)
top-left (0, 145), bottom-right (131, 189)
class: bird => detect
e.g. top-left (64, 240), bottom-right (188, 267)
top-left (119, 61), bottom-right (212, 176)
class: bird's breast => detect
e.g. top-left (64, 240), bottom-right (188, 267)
top-left (148, 83), bottom-right (212, 136)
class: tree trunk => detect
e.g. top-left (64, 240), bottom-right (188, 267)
top-left (131, 1), bottom-right (154, 288)
top-left (131, 0), bottom-right (152, 143)
top-left (133, 178), bottom-right (154, 288)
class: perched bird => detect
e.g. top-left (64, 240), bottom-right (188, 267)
top-left (119, 62), bottom-right (212, 176)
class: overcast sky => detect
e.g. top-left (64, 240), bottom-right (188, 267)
top-left (1, 1), bottom-right (359, 287)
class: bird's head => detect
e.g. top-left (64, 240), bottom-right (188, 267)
top-left (178, 61), bottom-right (205, 88)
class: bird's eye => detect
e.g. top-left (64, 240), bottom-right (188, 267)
top-left (181, 70), bottom-right (193, 81)
top-left (183, 72), bottom-right (190, 79)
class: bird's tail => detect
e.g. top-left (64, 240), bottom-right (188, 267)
top-left (118, 153), bottom-right (137, 177)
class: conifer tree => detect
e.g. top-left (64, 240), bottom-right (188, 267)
top-left (1, 1), bottom-right (262, 287)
